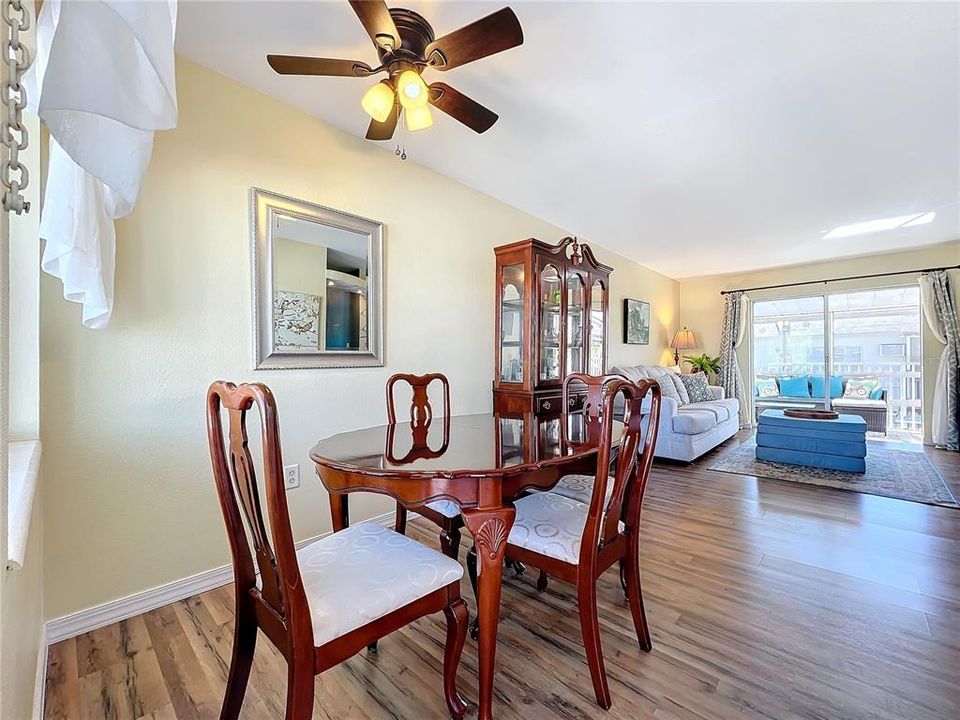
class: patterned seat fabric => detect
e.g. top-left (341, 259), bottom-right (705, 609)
top-left (297, 523), bottom-right (463, 646)
top-left (508, 492), bottom-right (592, 564)
top-left (424, 500), bottom-right (460, 518)
top-left (546, 474), bottom-right (614, 506)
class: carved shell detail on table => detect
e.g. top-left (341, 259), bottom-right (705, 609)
top-left (475, 518), bottom-right (508, 560)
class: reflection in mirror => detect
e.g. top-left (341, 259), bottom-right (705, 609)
top-left (272, 215), bottom-right (369, 352)
top-left (252, 188), bottom-right (383, 369)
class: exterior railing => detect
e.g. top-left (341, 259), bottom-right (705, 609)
top-left (755, 362), bottom-right (923, 434)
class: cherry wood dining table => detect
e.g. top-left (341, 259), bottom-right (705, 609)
top-left (310, 411), bottom-right (611, 720)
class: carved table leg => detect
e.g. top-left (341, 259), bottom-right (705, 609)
top-left (462, 506), bottom-right (515, 720)
top-left (329, 493), bottom-right (349, 532)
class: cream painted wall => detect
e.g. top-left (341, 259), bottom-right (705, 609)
top-left (40, 57), bottom-right (678, 620)
top-left (1, 507), bottom-right (43, 720)
top-left (678, 242), bottom-right (960, 443)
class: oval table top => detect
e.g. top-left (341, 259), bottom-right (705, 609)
top-left (310, 412), bottom-right (615, 478)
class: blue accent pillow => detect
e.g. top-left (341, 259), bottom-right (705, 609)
top-left (810, 375), bottom-right (844, 399)
top-left (869, 387), bottom-right (884, 400)
top-left (778, 376), bottom-right (811, 398)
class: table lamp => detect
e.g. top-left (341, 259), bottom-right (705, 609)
top-left (670, 327), bottom-right (697, 366)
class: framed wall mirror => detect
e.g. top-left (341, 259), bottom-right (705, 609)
top-left (251, 188), bottom-right (384, 369)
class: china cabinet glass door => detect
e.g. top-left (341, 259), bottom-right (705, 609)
top-left (540, 264), bottom-right (562, 382)
top-left (567, 272), bottom-right (585, 374)
top-left (499, 264), bottom-right (524, 383)
top-left (589, 280), bottom-right (606, 374)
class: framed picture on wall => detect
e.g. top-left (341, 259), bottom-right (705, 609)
top-left (623, 298), bottom-right (650, 345)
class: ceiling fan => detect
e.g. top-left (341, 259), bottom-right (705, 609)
top-left (267, 1), bottom-right (523, 140)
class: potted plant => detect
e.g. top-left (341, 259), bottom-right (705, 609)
top-left (683, 352), bottom-right (721, 381)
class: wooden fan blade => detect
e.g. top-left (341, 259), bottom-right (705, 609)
top-left (349, 0), bottom-right (401, 51)
top-left (365, 102), bottom-right (399, 141)
top-left (267, 55), bottom-right (375, 77)
top-left (425, 7), bottom-right (523, 71)
top-left (429, 83), bottom-right (498, 133)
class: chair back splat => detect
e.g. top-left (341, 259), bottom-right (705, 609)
top-left (206, 381), bottom-right (311, 649)
top-left (386, 372), bottom-right (451, 427)
top-left (563, 376), bottom-right (660, 563)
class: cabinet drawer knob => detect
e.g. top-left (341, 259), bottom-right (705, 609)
top-left (542, 400), bottom-right (551, 410)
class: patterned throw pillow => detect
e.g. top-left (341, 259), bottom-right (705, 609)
top-left (679, 372), bottom-right (714, 404)
top-left (654, 375), bottom-right (684, 406)
top-left (843, 377), bottom-right (880, 400)
top-left (755, 378), bottom-right (779, 397)
top-left (669, 372), bottom-right (690, 404)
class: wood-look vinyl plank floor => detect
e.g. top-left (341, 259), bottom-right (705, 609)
top-left (45, 435), bottom-right (960, 719)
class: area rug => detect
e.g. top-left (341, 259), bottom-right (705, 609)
top-left (709, 440), bottom-right (958, 507)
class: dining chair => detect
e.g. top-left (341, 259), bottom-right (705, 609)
top-left (387, 372), bottom-right (465, 560)
top-left (472, 375), bottom-right (661, 710)
top-left (207, 381), bottom-right (469, 720)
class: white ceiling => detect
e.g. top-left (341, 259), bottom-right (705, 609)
top-left (176, 1), bottom-right (960, 279)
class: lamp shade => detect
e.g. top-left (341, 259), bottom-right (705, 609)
top-left (670, 327), bottom-right (697, 350)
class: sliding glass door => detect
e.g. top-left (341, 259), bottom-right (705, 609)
top-left (827, 287), bottom-right (922, 438)
top-left (752, 296), bottom-right (828, 419)
top-left (750, 286), bottom-right (923, 439)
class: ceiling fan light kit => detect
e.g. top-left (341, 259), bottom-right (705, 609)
top-left (266, 1), bottom-right (523, 141)
top-left (405, 104), bottom-right (433, 131)
top-left (361, 80), bottom-right (395, 123)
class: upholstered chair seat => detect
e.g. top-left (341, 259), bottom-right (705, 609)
top-left (510, 491), bottom-right (626, 565)
top-left (424, 500), bottom-right (461, 518)
top-left (547, 474), bottom-right (614, 506)
top-left (298, 523), bottom-right (464, 646)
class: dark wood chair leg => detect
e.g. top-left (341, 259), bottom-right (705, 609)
top-left (505, 558), bottom-right (525, 576)
top-left (395, 503), bottom-right (408, 534)
top-left (536, 569), bottom-right (548, 592)
top-left (466, 545), bottom-right (479, 640)
top-left (618, 558), bottom-right (628, 597)
top-left (440, 526), bottom-right (462, 560)
top-left (442, 598), bottom-right (469, 720)
top-left (366, 641), bottom-right (378, 653)
top-left (219, 600), bottom-right (257, 720)
top-left (623, 550), bottom-right (652, 652)
top-left (285, 658), bottom-right (315, 720)
top-left (577, 581), bottom-right (611, 709)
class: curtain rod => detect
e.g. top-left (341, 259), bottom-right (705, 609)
top-left (718, 264), bottom-right (960, 295)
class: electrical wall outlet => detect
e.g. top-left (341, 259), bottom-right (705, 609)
top-left (283, 464), bottom-right (300, 490)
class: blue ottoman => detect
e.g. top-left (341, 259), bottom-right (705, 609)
top-left (756, 410), bottom-right (867, 473)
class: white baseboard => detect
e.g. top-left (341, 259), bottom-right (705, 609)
top-left (45, 511), bottom-right (395, 644)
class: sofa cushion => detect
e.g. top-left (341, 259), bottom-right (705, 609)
top-left (672, 409), bottom-right (718, 435)
top-left (655, 375), bottom-right (685, 406)
top-left (612, 365), bottom-right (649, 383)
top-left (669, 373), bottom-right (690, 404)
top-left (756, 377), bottom-right (779, 397)
top-left (778, 376), bottom-right (811, 398)
top-left (683, 400), bottom-right (730, 423)
top-left (679, 372), bottom-right (713, 403)
top-left (832, 398), bottom-right (886, 409)
top-left (811, 375), bottom-right (845, 399)
top-left (843, 377), bottom-right (880, 400)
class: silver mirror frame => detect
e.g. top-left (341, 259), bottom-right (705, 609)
top-left (251, 187), bottom-right (385, 369)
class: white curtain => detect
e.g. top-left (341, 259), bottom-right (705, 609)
top-left (718, 291), bottom-right (750, 428)
top-left (25, 0), bottom-right (177, 328)
top-left (919, 271), bottom-right (959, 451)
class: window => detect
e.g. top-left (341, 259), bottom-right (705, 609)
top-left (880, 343), bottom-right (906, 358)
top-left (833, 345), bottom-right (863, 363)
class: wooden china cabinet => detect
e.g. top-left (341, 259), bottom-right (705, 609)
top-left (493, 237), bottom-right (612, 416)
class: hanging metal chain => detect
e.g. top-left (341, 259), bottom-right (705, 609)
top-left (1, 0), bottom-right (30, 214)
